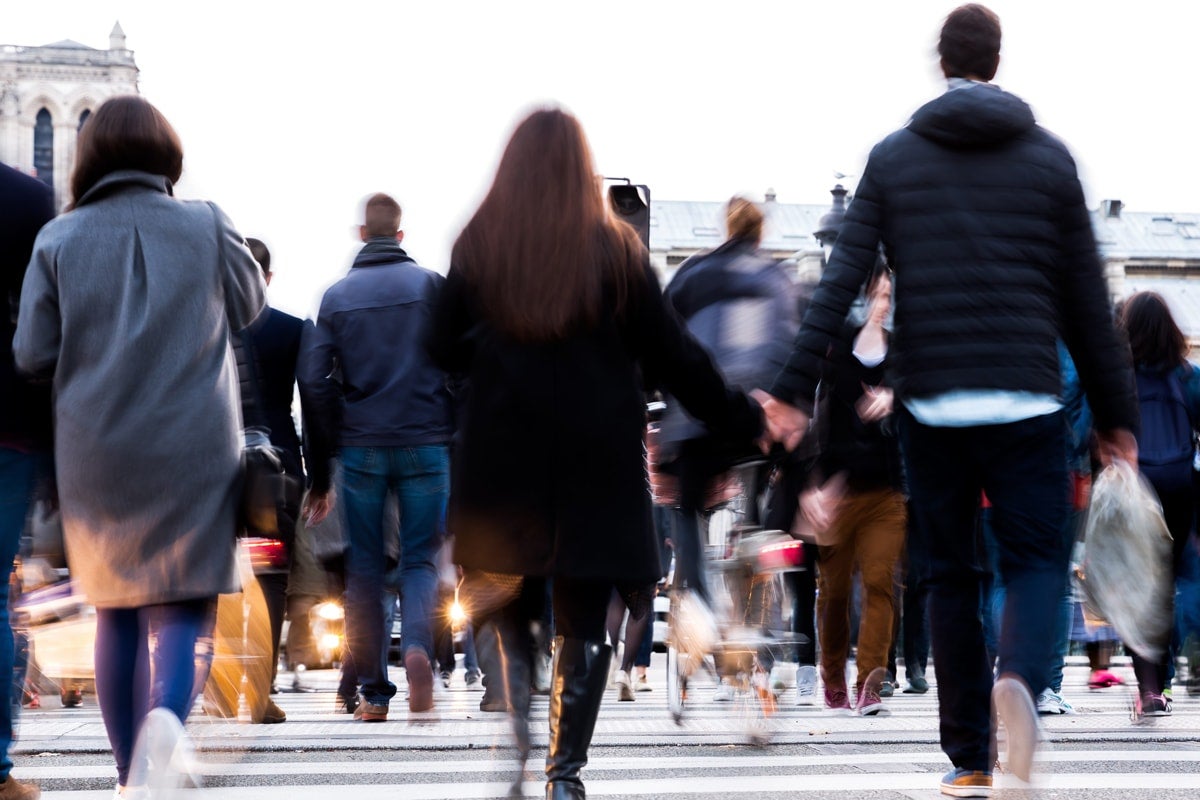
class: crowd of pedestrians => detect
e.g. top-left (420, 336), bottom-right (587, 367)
top-left (2, 4), bottom-right (1197, 800)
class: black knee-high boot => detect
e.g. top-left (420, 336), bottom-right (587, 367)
top-left (545, 637), bottom-right (612, 800)
top-left (494, 615), bottom-right (533, 797)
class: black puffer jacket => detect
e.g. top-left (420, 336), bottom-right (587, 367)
top-left (770, 83), bottom-right (1137, 434)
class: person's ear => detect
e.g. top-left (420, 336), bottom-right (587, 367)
top-left (359, 225), bottom-right (369, 242)
top-left (396, 230), bottom-right (405, 244)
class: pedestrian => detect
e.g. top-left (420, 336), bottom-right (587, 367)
top-left (659, 196), bottom-right (800, 610)
top-left (14, 95), bottom-right (266, 798)
top-left (0, 152), bottom-right (57, 800)
top-left (299, 192), bottom-right (454, 720)
top-left (796, 265), bottom-right (906, 717)
top-left (755, 5), bottom-right (1138, 795)
top-left (203, 237), bottom-right (305, 725)
top-left (429, 107), bottom-right (764, 800)
top-left (1117, 291), bottom-right (1200, 718)
top-left (605, 587), bottom-right (654, 702)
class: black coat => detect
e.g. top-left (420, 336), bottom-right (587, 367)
top-left (235, 306), bottom-right (306, 475)
top-left (0, 163), bottom-right (55, 451)
top-left (770, 83), bottom-right (1137, 434)
top-left (430, 263), bottom-right (763, 584)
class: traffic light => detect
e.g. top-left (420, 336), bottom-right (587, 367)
top-left (608, 183), bottom-right (651, 249)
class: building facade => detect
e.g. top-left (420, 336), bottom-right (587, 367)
top-left (0, 23), bottom-right (139, 208)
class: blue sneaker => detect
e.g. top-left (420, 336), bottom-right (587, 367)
top-left (939, 768), bottom-right (993, 797)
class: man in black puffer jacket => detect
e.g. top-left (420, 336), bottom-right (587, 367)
top-left (757, 5), bottom-right (1138, 796)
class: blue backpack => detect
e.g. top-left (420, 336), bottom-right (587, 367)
top-left (1136, 368), bottom-right (1195, 493)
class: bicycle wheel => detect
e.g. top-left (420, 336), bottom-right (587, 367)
top-left (666, 643), bottom-right (685, 724)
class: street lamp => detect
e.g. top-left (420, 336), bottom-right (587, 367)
top-left (813, 183), bottom-right (848, 267)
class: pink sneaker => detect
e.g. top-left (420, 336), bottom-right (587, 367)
top-left (1088, 669), bottom-right (1124, 689)
top-left (824, 684), bottom-right (852, 712)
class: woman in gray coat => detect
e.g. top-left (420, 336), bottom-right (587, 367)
top-left (13, 96), bottom-right (265, 799)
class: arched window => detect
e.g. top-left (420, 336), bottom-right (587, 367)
top-left (34, 108), bottom-right (53, 188)
top-left (78, 108), bottom-right (91, 132)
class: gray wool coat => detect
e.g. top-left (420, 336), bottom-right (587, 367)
top-left (13, 170), bottom-right (266, 608)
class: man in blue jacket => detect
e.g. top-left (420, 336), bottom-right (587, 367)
top-left (0, 161), bottom-right (55, 800)
top-left (299, 193), bottom-right (453, 720)
top-left (757, 5), bottom-right (1138, 796)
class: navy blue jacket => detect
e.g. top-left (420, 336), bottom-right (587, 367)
top-left (1, 163), bottom-right (55, 451)
top-left (769, 83), bottom-right (1137, 435)
top-left (659, 236), bottom-right (798, 451)
top-left (298, 239), bottom-right (453, 492)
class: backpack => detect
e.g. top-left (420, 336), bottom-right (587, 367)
top-left (1135, 368), bottom-right (1195, 494)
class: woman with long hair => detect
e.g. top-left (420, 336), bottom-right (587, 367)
top-left (1118, 291), bottom-right (1200, 718)
top-left (14, 96), bottom-right (265, 798)
top-left (430, 108), bottom-right (763, 799)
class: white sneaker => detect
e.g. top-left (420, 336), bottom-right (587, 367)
top-left (615, 670), bottom-right (635, 701)
top-left (113, 786), bottom-right (151, 800)
top-left (712, 680), bottom-right (735, 702)
top-left (795, 665), bottom-right (818, 706)
top-left (769, 662), bottom-right (797, 694)
top-left (634, 672), bottom-right (653, 692)
top-left (1035, 688), bottom-right (1075, 715)
top-left (131, 707), bottom-right (200, 800)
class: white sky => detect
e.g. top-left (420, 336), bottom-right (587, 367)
top-left (9, 1), bottom-right (1200, 317)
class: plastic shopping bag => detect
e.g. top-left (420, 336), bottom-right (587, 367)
top-left (1079, 461), bottom-right (1174, 661)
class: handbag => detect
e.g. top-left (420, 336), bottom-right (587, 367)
top-left (208, 200), bottom-right (302, 541)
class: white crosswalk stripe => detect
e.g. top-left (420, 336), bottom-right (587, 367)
top-left (17, 664), bottom-right (1200, 797)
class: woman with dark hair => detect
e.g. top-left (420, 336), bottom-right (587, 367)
top-left (14, 96), bottom-right (265, 798)
top-left (1118, 291), bottom-right (1200, 719)
top-left (430, 108), bottom-right (763, 799)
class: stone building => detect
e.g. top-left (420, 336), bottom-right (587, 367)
top-left (0, 23), bottom-right (139, 208)
top-left (651, 189), bottom-right (1200, 342)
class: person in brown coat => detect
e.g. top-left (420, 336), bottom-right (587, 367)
top-left (429, 107), bottom-right (763, 800)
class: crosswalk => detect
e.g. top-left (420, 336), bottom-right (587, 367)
top-left (14, 664), bottom-right (1200, 798)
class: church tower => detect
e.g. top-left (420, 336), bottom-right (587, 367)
top-left (0, 23), bottom-right (139, 208)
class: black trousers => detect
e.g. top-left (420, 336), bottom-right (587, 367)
top-left (899, 409), bottom-right (1072, 773)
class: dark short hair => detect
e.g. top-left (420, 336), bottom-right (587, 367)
top-left (363, 193), bottom-right (402, 238)
top-left (938, 4), bottom-right (1001, 81)
top-left (70, 95), bottom-right (183, 206)
top-left (245, 237), bottom-right (271, 276)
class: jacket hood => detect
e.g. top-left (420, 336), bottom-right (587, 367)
top-left (76, 170), bottom-right (172, 207)
top-left (908, 83), bottom-right (1036, 149)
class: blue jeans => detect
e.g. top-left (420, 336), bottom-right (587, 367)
top-left (339, 445), bottom-right (448, 705)
top-left (899, 410), bottom-right (1072, 773)
top-left (981, 507), bottom-right (1076, 693)
top-left (0, 448), bottom-right (45, 780)
top-left (94, 599), bottom-right (216, 787)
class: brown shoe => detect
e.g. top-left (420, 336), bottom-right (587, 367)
top-left (405, 650), bottom-right (434, 713)
top-left (0, 776), bottom-right (41, 799)
top-left (255, 700), bottom-right (286, 724)
top-left (352, 696), bottom-right (389, 722)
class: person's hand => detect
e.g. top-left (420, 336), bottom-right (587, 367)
top-left (797, 472), bottom-right (848, 545)
top-left (750, 389), bottom-right (810, 452)
top-left (1096, 428), bottom-right (1138, 468)
top-left (304, 491), bottom-right (335, 526)
top-left (855, 384), bottom-right (893, 423)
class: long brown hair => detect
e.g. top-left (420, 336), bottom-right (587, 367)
top-left (70, 95), bottom-right (183, 207)
top-left (452, 108), bottom-right (644, 341)
top-left (1120, 291), bottom-right (1188, 369)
